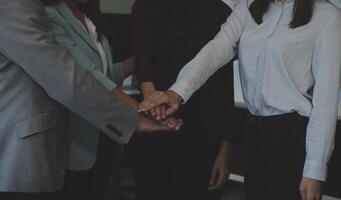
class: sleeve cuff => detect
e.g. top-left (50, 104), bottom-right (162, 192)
top-left (169, 81), bottom-right (193, 103)
top-left (112, 62), bottom-right (126, 85)
top-left (92, 70), bottom-right (118, 92)
top-left (303, 160), bottom-right (328, 181)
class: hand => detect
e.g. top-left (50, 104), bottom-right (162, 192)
top-left (149, 104), bottom-right (168, 121)
top-left (140, 82), bottom-right (164, 120)
top-left (208, 141), bottom-right (230, 190)
top-left (161, 116), bottom-right (183, 130)
top-left (136, 115), bottom-right (175, 133)
top-left (138, 90), bottom-right (183, 117)
top-left (300, 177), bottom-right (322, 200)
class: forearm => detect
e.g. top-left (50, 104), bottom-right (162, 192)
top-left (140, 82), bottom-right (156, 98)
top-left (121, 56), bottom-right (135, 77)
top-left (111, 88), bottom-right (139, 111)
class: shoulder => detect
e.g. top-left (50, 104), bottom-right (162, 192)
top-left (45, 3), bottom-right (64, 23)
top-left (1, 0), bottom-right (47, 21)
top-left (314, 0), bottom-right (341, 19)
top-left (313, 1), bottom-right (341, 41)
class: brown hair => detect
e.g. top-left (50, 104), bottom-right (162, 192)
top-left (249, 0), bottom-right (314, 28)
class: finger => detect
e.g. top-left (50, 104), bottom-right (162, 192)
top-left (306, 189), bottom-right (317, 200)
top-left (155, 106), bottom-right (162, 120)
top-left (147, 93), bottom-right (170, 112)
top-left (166, 103), bottom-right (179, 116)
top-left (167, 118), bottom-right (180, 130)
top-left (138, 92), bottom-right (164, 112)
top-left (216, 169), bottom-right (226, 189)
top-left (165, 119), bottom-right (175, 129)
top-left (208, 168), bottom-right (218, 190)
top-left (300, 187), bottom-right (307, 200)
top-left (150, 108), bottom-right (157, 117)
top-left (161, 105), bottom-right (167, 119)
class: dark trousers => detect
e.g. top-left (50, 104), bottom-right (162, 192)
top-left (245, 113), bottom-right (308, 200)
top-left (63, 133), bottom-right (116, 200)
top-left (134, 132), bottom-right (221, 200)
top-left (0, 190), bottom-right (63, 200)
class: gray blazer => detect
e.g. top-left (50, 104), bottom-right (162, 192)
top-left (46, 2), bottom-right (127, 171)
top-left (0, 0), bottom-right (139, 193)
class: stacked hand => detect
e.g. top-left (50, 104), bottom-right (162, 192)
top-left (136, 115), bottom-right (181, 133)
top-left (110, 88), bottom-right (182, 133)
top-left (138, 90), bottom-right (183, 118)
top-left (136, 84), bottom-right (184, 132)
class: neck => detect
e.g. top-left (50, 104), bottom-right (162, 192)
top-left (63, 0), bottom-right (82, 16)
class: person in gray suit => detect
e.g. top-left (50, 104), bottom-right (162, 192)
top-left (0, 0), bottom-right (175, 199)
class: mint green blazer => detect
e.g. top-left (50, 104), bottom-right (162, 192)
top-left (46, 2), bottom-right (125, 170)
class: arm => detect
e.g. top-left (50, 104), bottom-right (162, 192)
top-left (209, 141), bottom-right (230, 190)
top-left (299, 13), bottom-right (341, 200)
top-left (121, 56), bottom-right (135, 77)
top-left (132, 0), bottom-right (155, 85)
top-left (51, 23), bottom-right (119, 91)
top-left (138, 1), bottom-right (247, 114)
top-left (303, 14), bottom-right (341, 182)
top-left (169, 2), bottom-right (247, 102)
top-left (202, 61), bottom-right (235, 190)
top-left (0, 0), bottom-right (139, 144)
top-left (132, 0), bottom-right (165, 119)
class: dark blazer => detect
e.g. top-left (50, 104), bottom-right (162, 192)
top-left (133, 0), bottom-right (235, 144)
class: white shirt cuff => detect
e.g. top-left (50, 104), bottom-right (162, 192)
top-left (169, 81), bottom-right (193, 103)
top-left (303, 160), bottom-right (327, 181)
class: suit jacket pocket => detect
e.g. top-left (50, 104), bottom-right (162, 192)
top-left (15, 111), bottom-right (57, 139)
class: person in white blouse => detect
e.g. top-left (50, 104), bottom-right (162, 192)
top-left (139, 0), bottom-right (341, 199)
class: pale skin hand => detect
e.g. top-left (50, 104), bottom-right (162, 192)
top-left (208, 141), bottom-right (230, 190)
top-left (140, 83), bottom-right (182, 129)
top-left (138, 90), bottom-right (183, 117)
top-left (300, 177), bottom-right (322, 200)
top-left (110, 88), bottom-right (177, 132)
top-left (141, 82), bottom-right (167, 120)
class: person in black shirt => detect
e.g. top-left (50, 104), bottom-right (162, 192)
top-left (132, 0), bottom-right (236, 199)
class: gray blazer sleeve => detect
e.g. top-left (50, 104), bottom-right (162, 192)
top-left (0, 0), bottom-right (139, 144)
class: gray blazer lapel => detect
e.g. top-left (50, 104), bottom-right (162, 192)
top-left (54, 2), bottom-right (98, 51)
top-left (101, 35), bottom-right (114, 76)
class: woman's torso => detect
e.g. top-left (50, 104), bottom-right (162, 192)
top-left (237, 0), bottom-right (340, 116)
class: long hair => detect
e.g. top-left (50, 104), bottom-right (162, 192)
top-left (249, 0), bottom-right (315, 28)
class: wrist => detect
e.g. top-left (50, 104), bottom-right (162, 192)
top-left (141, 82), bottom-right (156, 98)
top-left (219, 141), bottom-right (230, 155)
top-left (168, 90), bottom-right (183, 104)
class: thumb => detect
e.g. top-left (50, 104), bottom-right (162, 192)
top-left (300, 182), bottom-right (307, 200)
top-left (165, 103), bottom-right (179, 116)
top-left (209, 166), bottom-right (218, 186)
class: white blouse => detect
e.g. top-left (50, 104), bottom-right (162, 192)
top-left (170, 0), bottom-right (341, 181)
top-left (83, 16), bottom-right (109, 75)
